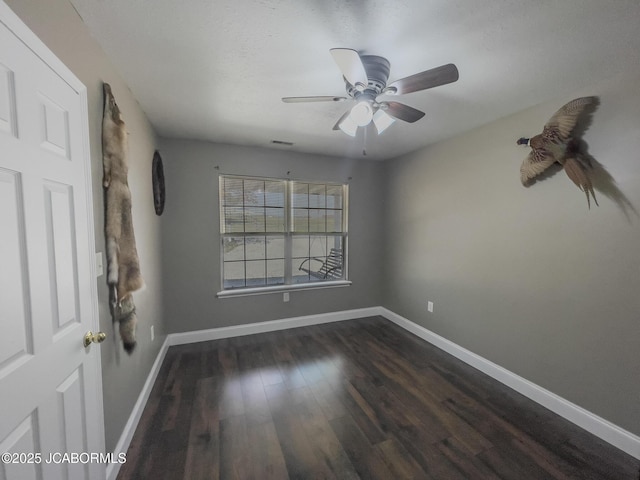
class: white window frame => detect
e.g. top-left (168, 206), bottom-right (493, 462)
top-left (217, 174), bottom-right (350, 297)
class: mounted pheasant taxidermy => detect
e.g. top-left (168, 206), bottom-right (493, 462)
top-left (518, 96), bottom-right (599, 208)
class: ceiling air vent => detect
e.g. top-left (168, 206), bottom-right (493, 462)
top-left (271, 140), bottom-right (294, 146)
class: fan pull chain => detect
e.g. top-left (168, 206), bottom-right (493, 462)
top-left (362, 125), bottom-right (367, 156)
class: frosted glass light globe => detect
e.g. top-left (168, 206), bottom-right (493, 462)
top-left (350, 101), bottom-right (373, 126)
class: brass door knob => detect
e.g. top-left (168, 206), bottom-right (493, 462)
top-left (83, 331), bottom-right (107, 348)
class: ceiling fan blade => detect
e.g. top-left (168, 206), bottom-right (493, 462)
top-left (332, 109), bottom-right (352, 130)
top-left (330, 48), bottom-right (368, 87)
top-left (282, 96), bottom-right (347, 103)
top-left (382, 101), bottom-right (425, 123)
top-left (386, 63), bottom-right (459, 95)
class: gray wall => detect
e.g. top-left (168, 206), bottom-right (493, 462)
top-left (382, 75), bottom-right (640, 436)
top-left (7, 0), bottom-right (167, 452)
top-left (158, 139), bottom-right (384, 333)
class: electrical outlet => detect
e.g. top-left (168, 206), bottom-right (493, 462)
top-left (427, 301), bottom-right (434, 313)
top-left (283, 292), bottom-right (290, 302)
top-left (150, 325), bottom-right (155, 341)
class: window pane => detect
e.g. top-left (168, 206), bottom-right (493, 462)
top-left (266, 236), bottom-right (285, 259)
top-left (265, 181), bottom-right (285, 207)
top-left (326, 185), bottom-right (343, 209)
top-left (224, 261), bottom-right (245, 289)
top-left (292, 251), bottom-right (311, 284)
top-left (246, 260), bottom-right (266, 286)
top-left (245, 236), bottom-right (266, 260)
top-left (267, 259), bottom-right (284, 285)
top-left (223, 178), bottom-right (244, 206)
top-left (292, 236), bottom-right (309, 258)
top-left (244, 179), bottom-right (265, 206)
top-left (309, 209), bottom-right (325, 232)
top-left (310, 236), bottom-right (328, 258)
top-left (224, 207), bottom-right (245, 233)
top-left (330, 236), bottom-right (343, 252)
top-left (244, 207), bottom-right (265, 232)
top-left (292, 272), bottom-right (311, 284)
top-left (292, 208), bottom-right (309, 232)
top-left (293, 262), bottom-right (322, 284)
top-left (223, 237), bottom-right (244, 261)
top-left (309, 184), bottom-right (325, 208)
top-left (265, 207), bottom-right (285, 232)
top-left (326, 209), bottom-right (343, 233)
top-left (292, 183), bottom-right (308, 207)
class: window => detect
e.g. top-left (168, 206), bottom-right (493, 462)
top-left (219, 175), bottom-right (348, 292)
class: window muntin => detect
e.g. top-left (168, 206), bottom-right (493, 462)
top-left (220, 175), bottom-right (347, 290)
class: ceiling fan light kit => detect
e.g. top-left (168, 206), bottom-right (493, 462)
top-left (282, 48), bottom-right (459, 137)
top-left (350, 100), bottom-right (374, 126)
top-left (338, 114), bottom-right (358, 137)
top-left (338, 115), bottom-right (358, 137)
top-left (372, 109), bottom-right (395, 134)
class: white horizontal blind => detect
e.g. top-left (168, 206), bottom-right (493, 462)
top-left (220, 176), bottom-right (286, 288)
top-left (220, 177), bottom-right (286, 233)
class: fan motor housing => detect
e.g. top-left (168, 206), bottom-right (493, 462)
top-left (346, 55), bottom-right (390, 97)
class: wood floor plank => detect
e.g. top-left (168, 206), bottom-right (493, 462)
top-left (308, 380), bottom-right (350, 421)
top-left (117, 317), bottom-right (640, 480)
top-left (218, 343), bottom-right (246, 420)
top-left (435, 436), bottom-right (504, 480)
top-left (245, 420), bottom-right (289, 480)
top-left (338, 379), bottom-right (387, 444)
top-left (269, 387), bottom-right (337, 479)
top-left (182, 376), bottom-right (221, 480)
top-left (370, 356), bottom-right (493, 455)
top-left (236, 343), bottom-right (272, 426)
top-left (148, 352), bottom-right (201, 479)
top-left (329, 414), bottom-right (395, 480)
top-left (115, 373), bottom-right (164, 477)
top-left (376, 437), bottom-right (431, 480)
top-left (443, 395), bottom-right (577, 479)
top-left (295, 387), bottom-right (360, 480)
top-left (478, 444), bottom-right (557, 480)
top-left (219, 414), bottom-right (251, 480)
top-left (267, 333), bottom-right (309, 390)
top-left (161, 349), bottom-right (183, 396)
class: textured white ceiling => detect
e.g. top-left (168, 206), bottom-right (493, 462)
top-left (70, 0), bottom-right (640, 160)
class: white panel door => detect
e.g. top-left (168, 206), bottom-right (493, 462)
top-left (0, 3), bottom-right (105, 480)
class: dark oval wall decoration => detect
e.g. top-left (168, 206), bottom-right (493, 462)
top-left (152, 150), bottom-right (165, 215)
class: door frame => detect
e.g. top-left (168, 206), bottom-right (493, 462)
top-left (0, 0), bottom-right (106, 468)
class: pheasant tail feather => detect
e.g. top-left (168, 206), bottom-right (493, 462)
top-left (563, 157), bottom-right (598, 209)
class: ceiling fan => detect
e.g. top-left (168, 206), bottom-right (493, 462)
top-left (282, 48), bottom-right (459, 136)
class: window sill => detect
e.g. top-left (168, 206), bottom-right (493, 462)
top-left (216, 280), bottom-right (352, 298)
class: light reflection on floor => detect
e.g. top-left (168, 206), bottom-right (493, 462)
top-left (219, 355), bottom-right (346, 413)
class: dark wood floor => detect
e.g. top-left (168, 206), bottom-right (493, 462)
top-left (117, 317), bottom-right (639, 479)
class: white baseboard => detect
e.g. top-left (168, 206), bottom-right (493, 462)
top-left (106, 336), bottom-right (170, 480)
top-left (167, 307), bottom-right (381, 346)
top-left (107, 305), bottom-right (640, 474)
top-left (379, 307), bottom-right (640, 460)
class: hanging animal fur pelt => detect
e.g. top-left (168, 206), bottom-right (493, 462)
top-left (102, 83), bottom-right (144, 353)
